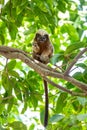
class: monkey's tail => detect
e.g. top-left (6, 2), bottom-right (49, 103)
top-left (43, 80), bottom-right (49, 127)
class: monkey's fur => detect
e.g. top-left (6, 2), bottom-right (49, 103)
top-left (32, 29), bottom-right (53, 64)
top-left (32, 29), bottom-right (53, 127)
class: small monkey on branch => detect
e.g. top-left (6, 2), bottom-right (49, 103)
top-left (32, 29), bottom-right (54, 127)
top-left (32, 29), bottom-right (53, 64)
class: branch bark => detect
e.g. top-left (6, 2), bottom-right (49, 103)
top-left (0, 46), bottom-right (87, 95)
top-left (43, 77), bottom-right (87, 96)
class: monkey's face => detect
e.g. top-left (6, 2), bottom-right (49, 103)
top-left (35, 33), bottom-right (49, 44)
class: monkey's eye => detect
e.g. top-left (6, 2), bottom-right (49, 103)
top-left (44, 34), bottom-right (48, 39)
top-left (35, 33), bottom-right (42, 41)
top-left (36, 33), bottom-right (41, 38)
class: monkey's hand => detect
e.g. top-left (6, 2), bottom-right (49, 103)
top-left (32, 43), bottom-right (40, 53)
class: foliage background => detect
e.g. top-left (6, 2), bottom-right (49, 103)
top-left (0, 0), bottom-right (87, 129)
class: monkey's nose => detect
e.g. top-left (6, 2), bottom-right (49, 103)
top-left (40, 37), bottom-right (46, 42)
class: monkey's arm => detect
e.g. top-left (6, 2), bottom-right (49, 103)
top-left (32, 42), bottom-right (41, 61)
top-left (32, 42), bottom-right (40, 53)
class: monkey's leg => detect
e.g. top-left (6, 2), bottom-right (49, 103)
top-left (43, 80), bottom-right (49, 127)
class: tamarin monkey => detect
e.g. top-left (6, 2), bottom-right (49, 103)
top-left (32, 29), bottom-right (53, 127)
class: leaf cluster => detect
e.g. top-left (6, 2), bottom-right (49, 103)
top-left (0, 0), bottom-right (87, 129)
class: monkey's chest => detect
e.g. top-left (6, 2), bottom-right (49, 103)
top-left (37, 44), bottom-right (47, 55)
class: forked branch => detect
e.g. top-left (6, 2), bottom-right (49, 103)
top-left (0, 46), bottom-right (87, 95)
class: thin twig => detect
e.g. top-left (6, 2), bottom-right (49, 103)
top-left (64, 47), bottom-right (87, 75)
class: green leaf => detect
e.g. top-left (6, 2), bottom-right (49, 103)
top-left (0, 104), bottom-right (5, 115)
top-left (14, 84), bottom-right (22, 101)
top-left (9, 70), bottom-right (19, 79)
top-left (56, 93), bottom-right (67, 113)
top-left (77, 114), bottom-right (87, 121)
top-left (7, 98), bottom-right (14, 112)
top-left (8, 23), bottom-right (18, 40)
top-left (0, 34), bottom-right (5, 45)
top-left (2, 71), bottom-right (8, 90)
top-left (72, 72), bottom-right (83, 81)
top-left (29, 124), bottom-right (35, 130)
top-left (77, 97), bottom-right (87, 106)
top-left (72, 99), bottom-right (82, 112)
top-left (65, 42), bottom-right (87, 55)
top-left (57, 1), bottom-right (66, 13)
top-left (0, 125), bottom-right (5, 130)
top-left (76, 63), bottom-right (87, 70)
top-left (34, 6), bottom-right (49, 26)
top-left (83, 69), bottom-right (87, 82)
top-left (12, 0), bottom-right (23, 6)
top-left (24, 25), bottom-right (36, 34)
top-left (40, 110), bottom-right (44, 125)
top-left (21, 103), bottom-right (27, 114)
top-left (16, 13), bottom-right (24, 26)
top-left (30, 95), bottom-right (38, 110)
top-left (2, 72), bottom-right (13, 94)
top-left (7, 60), bottom-right (16, 71)
top-left (9, 121), bottom-right (27, 130)
top-left (50, 114), bottom-right (64, 123)
top-left (0, 95), bottom-right (3, 103)
top-left (50, 53), bottom-right (64, 64)
top-left (61, 23), bottom-right (79, 41)
top-left (0, 0), bottom-right (4, 4)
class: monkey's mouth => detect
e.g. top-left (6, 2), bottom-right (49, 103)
top-left (39, 40), bottom-right (45, 43)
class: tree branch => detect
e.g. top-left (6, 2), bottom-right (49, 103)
top-left (43, 77), bottom-right (87, 97)
top-left (64, 47), bottom-right (87, 75)
top-left (0, 46), bottom-right (87, 94)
